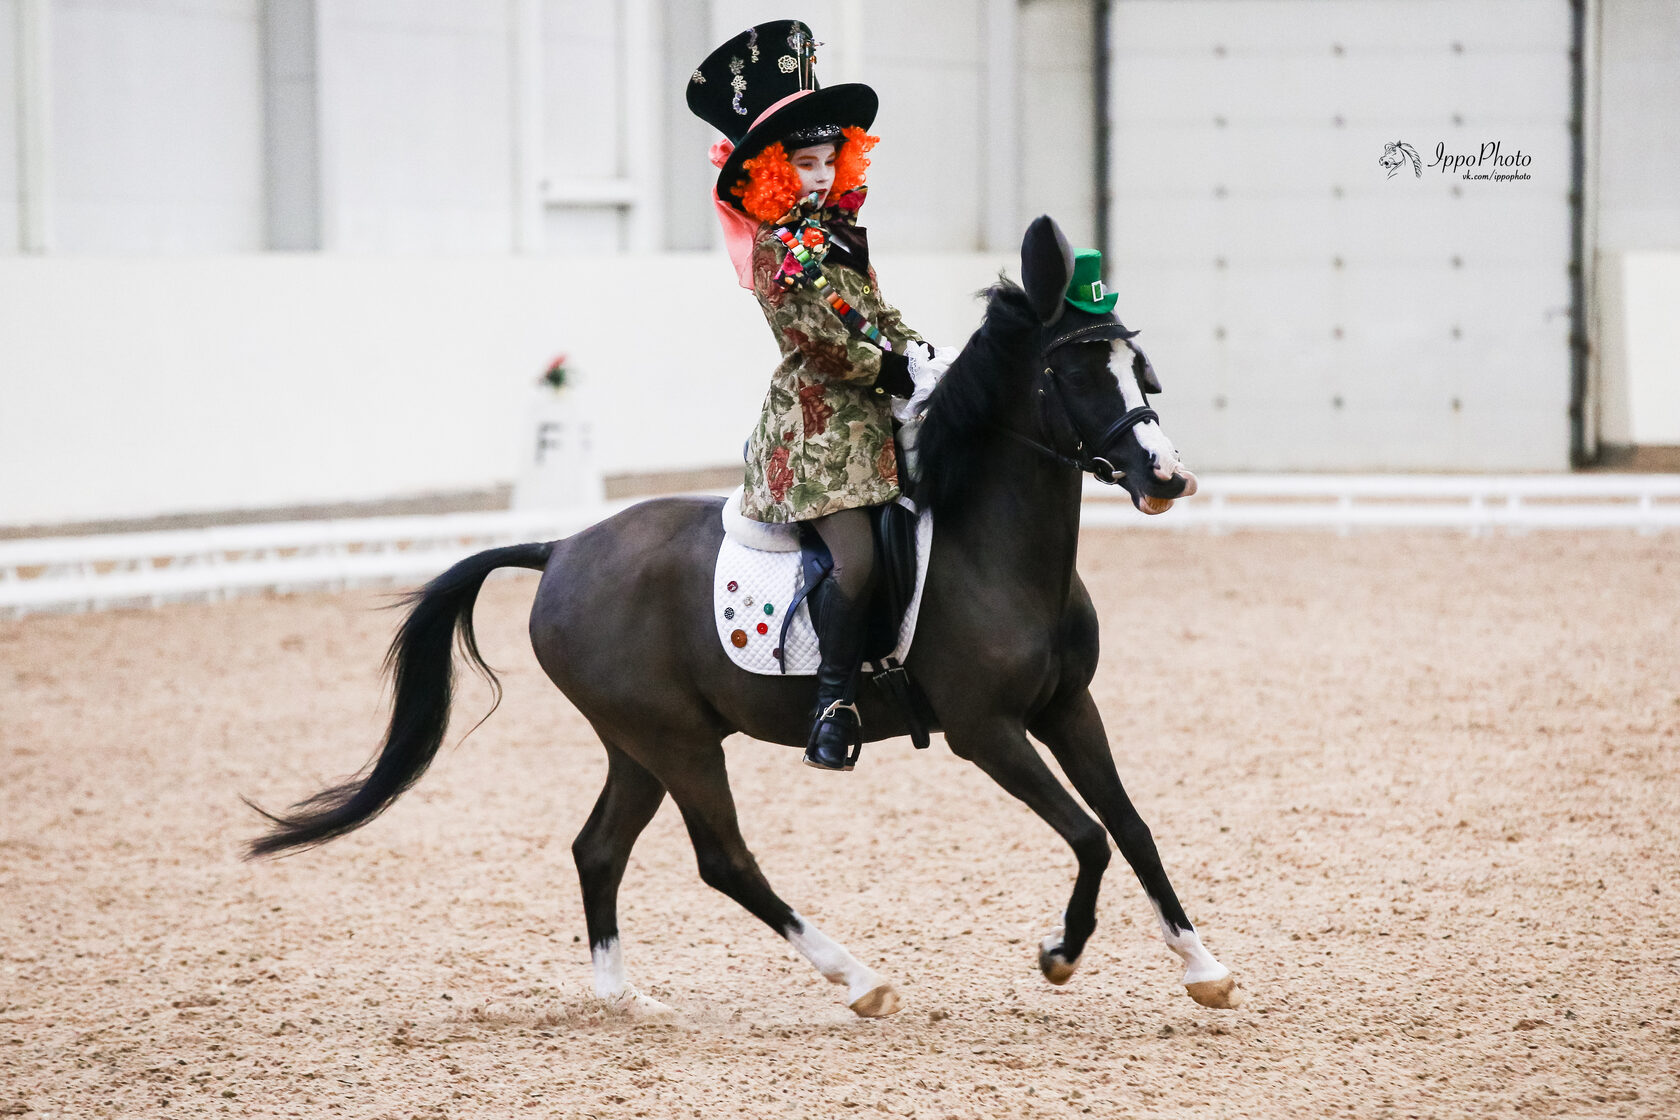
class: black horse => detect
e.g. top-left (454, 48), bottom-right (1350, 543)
top-left (249, 216), bottom-right (1244, 1020)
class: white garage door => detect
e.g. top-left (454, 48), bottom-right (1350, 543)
top-left (1106, 0), bottom-right (1574, 471)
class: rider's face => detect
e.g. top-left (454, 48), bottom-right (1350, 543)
top-left (788, 142), bottom-right (838, 203)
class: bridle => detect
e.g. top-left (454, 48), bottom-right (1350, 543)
top-left (997, 322), bottom-right (1159, 487)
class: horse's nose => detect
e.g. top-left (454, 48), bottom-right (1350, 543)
top-left (1150, 448), bottom-right (1180, 481)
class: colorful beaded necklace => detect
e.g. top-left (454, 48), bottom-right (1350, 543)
top-left (769, 189), bottom-right (893, 352)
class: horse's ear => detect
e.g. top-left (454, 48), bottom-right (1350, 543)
top-left (1021, 215), bottom-right (1074, 326)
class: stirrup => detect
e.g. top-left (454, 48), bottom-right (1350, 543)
top-left (819, 699), bottom-right (860, 723)
top-left (804, 700), bottom-right (863, 771)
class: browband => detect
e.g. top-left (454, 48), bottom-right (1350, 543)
top-left (1043, 321), bottom-right (1140, 354)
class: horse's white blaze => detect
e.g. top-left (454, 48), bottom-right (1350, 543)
top-left (1111, 342), bottom-right (1181, 479)
top-left (786, 912), bottom-right (886, 1005)
top-left (1150, 900), bottom-right (1230, 985)
top-left (591, 937), bottom-right (629, 997)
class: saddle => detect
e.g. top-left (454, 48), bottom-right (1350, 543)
top-left (715, 493), bottom-right (935, 751)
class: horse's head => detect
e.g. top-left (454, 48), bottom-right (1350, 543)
top-left (1379, 141), bottom-right (1419, 179)
top-left (1019, 215), bottom-right (1197, 515)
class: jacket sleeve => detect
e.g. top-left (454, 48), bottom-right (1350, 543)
top-left (752, 231), bottom-right (885, 384)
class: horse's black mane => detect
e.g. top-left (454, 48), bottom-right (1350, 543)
top-left (912, 280), bottom-right (1040, 514)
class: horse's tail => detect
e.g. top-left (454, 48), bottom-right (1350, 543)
top-left (244, 540), bottom-right (553, 859)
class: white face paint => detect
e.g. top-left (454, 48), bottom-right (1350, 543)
top-left (1110, 341), bottom-right (1182, 480)
top-left (788, 142), bottom-right (838, 203)
top-left (785, 911), bottom-right (887, 1005)
top-left (1149, 900), bottom-right (1230, 985)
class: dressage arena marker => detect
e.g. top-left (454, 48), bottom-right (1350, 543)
top-left (3, 474), bottom-right (1678, 617)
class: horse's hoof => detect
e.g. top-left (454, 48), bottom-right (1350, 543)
top-left (1038, 932), bottom-right (1081, 985)
top-left (1185, 974), bottom-right (1246, 1010)
top-left (608, 987), bottom-right (680, 1021)
top-left (848, 983), bottom-right (903, 1018)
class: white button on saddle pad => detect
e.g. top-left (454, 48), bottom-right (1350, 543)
top-left (713, 504), bottom-right (934, 677)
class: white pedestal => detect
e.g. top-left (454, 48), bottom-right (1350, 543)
top-left (512, 390), bottom-right (602, 510)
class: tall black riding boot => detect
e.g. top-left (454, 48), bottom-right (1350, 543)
top-left (803, 580), bottom-right (869, 771)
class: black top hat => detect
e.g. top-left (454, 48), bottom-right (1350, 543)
top-left (687, 20), bottom-right (878, 212)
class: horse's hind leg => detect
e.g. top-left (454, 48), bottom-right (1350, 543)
top-left (1029, 688), bottom-right (1246, 1010)
top-left (654, 739), bottom-right (902, 1018)
top-left (573, 742), bottom-right (671, 1016)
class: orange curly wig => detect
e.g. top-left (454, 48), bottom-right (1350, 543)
top-left (731, 126), bottom-right (879, 223)
top-left (832, 126), bottom-right (876, 196)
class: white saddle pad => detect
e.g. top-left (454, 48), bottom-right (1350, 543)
top-left (714, 488), bottom-right (934, 676)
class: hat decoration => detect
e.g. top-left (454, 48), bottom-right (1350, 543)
top-left (687, 20), bottom-right (878, 214)
top-left (1064, 249), bottom-right (1120, 315)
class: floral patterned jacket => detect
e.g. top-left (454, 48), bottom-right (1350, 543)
top-left (739, 207), bottom-right (923, 523)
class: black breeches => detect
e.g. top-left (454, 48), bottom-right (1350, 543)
top-left (809, 507), bottom-right (876, 602)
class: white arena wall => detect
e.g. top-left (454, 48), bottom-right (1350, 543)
top-left (4, 2), bottom-right (1677, 531)
top-left (5, 246), bottom-right (1678, 530)
top-left (0, 252), bottom-right (1010, 527)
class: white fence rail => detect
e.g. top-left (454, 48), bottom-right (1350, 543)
top-left (3, 475), bottom-right (1678, 617)
top-left (0, 506), bottom-right (636, 618)
top-left (1084, 473), bottom-right (1680, 532)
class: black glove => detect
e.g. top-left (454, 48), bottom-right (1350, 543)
top-left (869, 348), bottom-right (915, 399)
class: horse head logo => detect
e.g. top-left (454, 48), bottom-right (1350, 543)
top-left (1379, 141), bottom-right (1421, 179)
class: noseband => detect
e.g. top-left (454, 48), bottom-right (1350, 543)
top-left (1000, 323), bottom-right (1158, 486)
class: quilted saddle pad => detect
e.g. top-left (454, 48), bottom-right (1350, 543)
top-left (712, 490), bottom-right (933, 676)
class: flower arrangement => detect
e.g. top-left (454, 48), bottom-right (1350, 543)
top-left (539, 354), bottom-right (569, 392)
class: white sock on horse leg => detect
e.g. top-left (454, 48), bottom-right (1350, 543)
top-left (1150, 900), bottom-right (1230, 984)
top-left (785, 912), bottom-right (885, 1005)
top-left (591, 937), bottom-right (629, 998)
top-left (589, 936), bottom-right (679, 1017)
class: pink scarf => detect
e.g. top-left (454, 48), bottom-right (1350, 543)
top-left (710, 90), bottom-right (815, 289)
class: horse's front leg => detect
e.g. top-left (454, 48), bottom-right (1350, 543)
top-left (943, 717), bottom-right (1113, 986)
top-left (1029, 688), bottom-right (1247, 1010)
